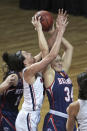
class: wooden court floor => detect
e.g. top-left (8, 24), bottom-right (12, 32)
top-left (0, 0), bottom-right (87, 130)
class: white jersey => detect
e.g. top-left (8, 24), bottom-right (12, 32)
top-left (22, 68), bottom-right (44, 112)
top-left (76, 99), bottom-right (87, 131)
top-left (15, 68), bottom-right (44, 131)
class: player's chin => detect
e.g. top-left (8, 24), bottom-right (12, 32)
top-left (54, 66), bottom-right (62, 72)
top-left (57, 66), bottom-right (62, 71)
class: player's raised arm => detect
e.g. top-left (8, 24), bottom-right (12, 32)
top-left (61, 37), bottom-right (73, 73)
top-left (32, 15), bottom-right (49, 59)
top-left (30, 9), bottom-right (68, 75)
top-left (0, 74), bottom-right (18, 93)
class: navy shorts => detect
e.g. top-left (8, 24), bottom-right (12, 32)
top-left (0, 111), bottom-right (17, 131)
top-left (43, 113), bottom-right (77, 131)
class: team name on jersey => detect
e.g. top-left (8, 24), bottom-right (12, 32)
top-left (58, 78), bottom-right (72, 84)
top-left (15, 89), bottom-right (23, 94)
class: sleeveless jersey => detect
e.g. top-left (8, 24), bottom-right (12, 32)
top-left (76, 99), bottom-right (87, 131)
top-left (0, 71), bottom-right (23, 113)
top-left (46, 71), bottom-right (73, 114)
top-left (22, 68), bottom-right (44, 112)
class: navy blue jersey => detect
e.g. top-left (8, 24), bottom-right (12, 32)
top-left (43, 71), bottom-right (76, 131)
top-left (46, 71), bottom-right (73, 114)
top-left (0, 71), bottom-right (23, 113)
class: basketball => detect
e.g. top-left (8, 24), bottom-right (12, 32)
top-left (35, 10), bottom-right (53, 32)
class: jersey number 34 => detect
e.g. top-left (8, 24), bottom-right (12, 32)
top-left (64, 87), bottom-right (73, 102)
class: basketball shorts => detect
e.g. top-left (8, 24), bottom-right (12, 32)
top-left (43, 112), bottom-right (77, 131)
top-left (15, 109), bottom-right (40, 131)
top-left (0, 111), bottom-right (17, 131)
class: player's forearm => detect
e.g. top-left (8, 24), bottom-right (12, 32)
top-left (50, 29), bottom-right (64, 58)
top-left (48, 29), bottom-right (58, 50)
top-left (66, 123), bottom-right (74, 131)
top-left (66, 114), bottom-right (75, 131)
top-left (62, 37), bottom-right (73, 51)
top-left (37, 29), bottom-right (49, 57)
top-left (61, 37), bottom-right (74, 73)
top-left (66, 127), bottom-right (73, 131)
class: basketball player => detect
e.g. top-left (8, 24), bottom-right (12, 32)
top-left (0, 48), bottom-right (44, 131)
top-left (66, 72), bottom-right (87, 131)
top-left (0, 66), bottom-right (23, 130)
top-left (0, 47), bottom-right (44, 131)
top-left (16, 12), bottom-right (66, 131)
top-left (34, 9), bottom-right (76, 131)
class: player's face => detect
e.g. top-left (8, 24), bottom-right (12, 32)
top-left (51, 55), bottom-right (63, 71)
top-left (22, 51), bottom-right (35, 66)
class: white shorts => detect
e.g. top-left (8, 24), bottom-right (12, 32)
top-left (15, 109), bottom-right (40, 131)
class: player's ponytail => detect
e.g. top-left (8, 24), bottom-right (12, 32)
top-left (2, 52), bottom-right (9, 64)
top-left (2, 51), bottom-right (25, 72)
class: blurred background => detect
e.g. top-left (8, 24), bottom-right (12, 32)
top-left (19, 0), bottom-right (87, 17)
top-left (0, 0), bottom-right (87, 130)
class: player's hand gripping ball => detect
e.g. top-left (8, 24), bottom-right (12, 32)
top-left (35, 10), bottom-right (53, 32)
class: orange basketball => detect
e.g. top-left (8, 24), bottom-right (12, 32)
top-left (35, 10), bottom-right (53, 32)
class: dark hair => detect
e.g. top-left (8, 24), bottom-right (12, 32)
top-left (2, 51), bottom-right (25, 72)
top-left (77, 72), bottom-right (87, 100)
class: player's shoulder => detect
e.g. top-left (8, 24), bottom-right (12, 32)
top-left (70, 101), bottom-right (79, 109)
top-left (67, 101), bottom-right (80, 116)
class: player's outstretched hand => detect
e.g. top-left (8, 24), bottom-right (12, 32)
top-left (31, 15), bottom-right (42, 31)
top-left (56, 9), bottom-right (68, 33)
